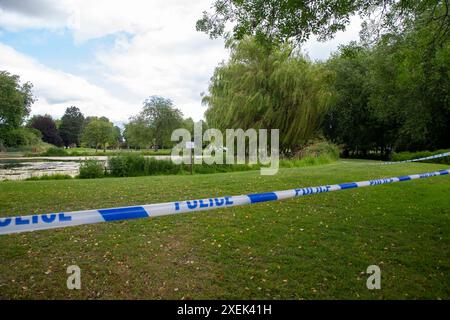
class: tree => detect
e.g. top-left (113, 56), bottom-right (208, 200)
top-left (203, 37), bottom-right (334, 152)
top-left (183, 117), bottom-right (195, 137)
top-left (197, 1), bottom-right (449, 46)
top-left (110, 126), bottom-right (123, 149)
top-left (323, 6), bottom-right (450, 155)
top-left (123, 116), bottom-right (153, 149)
top-left (28, 115), bottom-right (63, 147)
top-left (59, 106), bottom-right (85, 147)
top-left (82, 119), bottom-right (115, 152)
top-left (0, 71), bottom-right (34, 142)
top-left (141, 96), bottom-right (184, 149)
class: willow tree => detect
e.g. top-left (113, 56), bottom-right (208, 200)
top-left (203, 37), bottom-right (335, 153)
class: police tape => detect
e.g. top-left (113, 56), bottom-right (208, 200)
top-left (0, 169), bottom-right (449, 235)
top-left (383, 152), bottom-right (450, 164)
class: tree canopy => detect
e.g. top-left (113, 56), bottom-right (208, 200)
top-left (197, 0), bottom-right (449, 46)
top-left (203, 37), bottom-right (335, 152)
top-left (0, 71), bottom-right (34, 134)
top-left (124, 115), bottom-right (153, 149)
top-left (28, 114), bottom-right (63, 147)
top-left (82, 118), bottom-right (115, 152)
top-left (141, 96), bottom-right (184, 149)
top-left (323, 4), bottom-right (450, 155)
top-left (58, 106), bottom-right (85, 147)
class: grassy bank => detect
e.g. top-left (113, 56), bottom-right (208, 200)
top-left (0, 160), bottom-right (449, 299)
top-left (392, 149), bottom-right (450, 165)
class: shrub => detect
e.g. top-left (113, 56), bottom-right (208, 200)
top-left (1, 127), bottom-right (42, 148)
top-left (41, 147), bottom-right (69, 156)
top-left (79, 160), bottom-right (105, 179)
top-left (392, 149), bottom-right (450, 164)
top-left (299, 141), bottom-right (340, 160)
top-left (108, 154), bottom-right (181, 177)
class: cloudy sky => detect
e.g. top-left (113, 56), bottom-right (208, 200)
top-left (0, 0), bottom-right (362, 125)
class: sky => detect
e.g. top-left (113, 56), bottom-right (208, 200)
top-left (0, 0), bottom-right (362, 125)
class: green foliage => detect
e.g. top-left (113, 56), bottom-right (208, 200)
top-left (13, 141), bottom-right (54, 155)
top-left (106, 142), bottom-right (339, 178)
top-left (79, 160), bottom-right (105, 179)
top-left (323, 6), bottom-right (450, 156)
top-left (41, 147), bottom-right (69, 156)
top-left (82, 118), bottom-right (115, 151)
top-left (203, 37), bottom-right (334, 153)
top-left (58, 106), bottom-right (85, 147)
top-left (108, 154), bottom-right (182, 177)
top-left (142, 96), bottom-right (184, 149)
top-left (299, 141), bottom-right (340, 160)
top-left (0, 71), bottom-right (35, 142)
top-left (123, 116), bottom-right (153, 149)
top-left (1, 127), bottom-right (42, 148)
top-left (28, 114), bottom-right (63, 147)
top-left (392, 149), bottom-right (450, 165)
top-left (197, 1), bottom-right (448, 46)
top-left (123, 96), bottom-right (184, 150)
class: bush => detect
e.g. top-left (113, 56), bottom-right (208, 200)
top-left (41, 147), bottom-right (69, 156)
top-left (298, 141), bottom-right (340, 160)
top-left (392, 149), bottom-right (450, 164)
top-left (108, 154), bottom-right (181, 177)
top-left (79, 160), bottom-right (105, 179)
top-left (1, 127), bottom-right (43, 148)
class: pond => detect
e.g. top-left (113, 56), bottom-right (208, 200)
top-left (0, 160), bottom-right (83, 181)
top-left (0, 156), bottom-right (202, 181)
top-left (0, 155), bottom-right (201, 181)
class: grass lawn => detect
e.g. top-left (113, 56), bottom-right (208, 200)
top-left (0, 160), bottom-right (449, 299)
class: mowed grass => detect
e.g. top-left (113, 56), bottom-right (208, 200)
top-left (0, 160), bottom-right (449, 299)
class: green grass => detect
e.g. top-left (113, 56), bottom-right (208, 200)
top-left (392, 148), bottom-right (450, 165)
top-left (1, 141), bottom-right (54, 156)
top-left (0, 160), bottom-right (449, 299)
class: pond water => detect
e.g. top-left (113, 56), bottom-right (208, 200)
top-left (0, 155), bottom-right (203, 181)
top-left (0, 160), bottom-right (83, 181)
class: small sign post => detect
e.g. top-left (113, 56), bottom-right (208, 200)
top-left (186, 141), bottom-right (195, 175)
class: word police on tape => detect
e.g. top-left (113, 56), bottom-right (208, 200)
top-left (1, 169), bottom-right (449, 235)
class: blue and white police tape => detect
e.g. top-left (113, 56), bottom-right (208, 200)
top-left (0, 169), bottom-right (449, 235)
top-left (383, 152), bottom-right (450, 164)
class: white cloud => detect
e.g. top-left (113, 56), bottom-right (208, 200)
top-left (0, 42), bottom-right (138, 123)
top-left (0, 0), bottom-right (362, 122)
top-left (301, 15), bottom-right (363, 61)
top-left (69, 0), bottom-right (229, 120)
top-left (0, 0), bottom-right (72, 31)
top-left (0, 0), bottom-right (228, 121)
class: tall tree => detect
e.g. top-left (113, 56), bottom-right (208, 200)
top-left (82, 118), bottom-right (115, 152)
top-left (141, 96), bottom-right (184, 149)
top-left (0, 71), bottom-right (34, 139)
top-left (323, 5), bottom-right (450, 155)
top-left (124, 115), bottom-right (153, 149)
top-left (58, 106), bottom-right (85, 147)
top-left (203, 37), bottom-right (334, 152)
top-left (322, 43), bottom-right (383, 157)
top-left (110, 126), bottom-right (123, 149)
top-left (28, 115), bottom-right (63, 147)
top-left (197, 0), bottom-right (449, 46)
